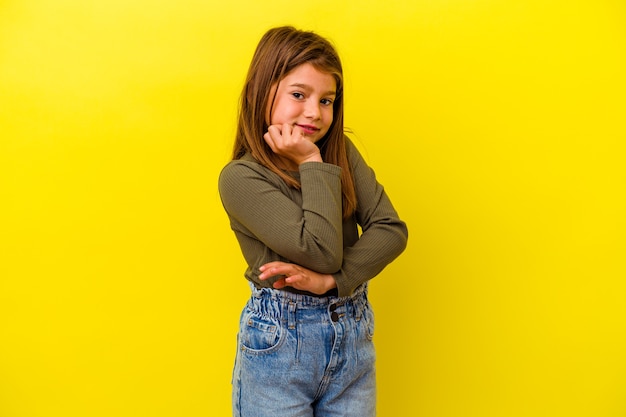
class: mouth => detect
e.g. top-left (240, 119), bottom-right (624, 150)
top-left (296, 124), bottom-right (320, 135)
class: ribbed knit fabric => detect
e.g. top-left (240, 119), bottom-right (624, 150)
top-left (218, 138), bottom-right (408, 297)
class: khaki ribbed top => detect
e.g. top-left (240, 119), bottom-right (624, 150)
top-left (218, 138), bottom-right (408, 297)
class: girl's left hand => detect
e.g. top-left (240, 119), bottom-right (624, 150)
top-left (258, 261), bottom-right (337, 295)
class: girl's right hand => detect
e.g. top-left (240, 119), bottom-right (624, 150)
top-left (264, 123), bottom-right (323, 166)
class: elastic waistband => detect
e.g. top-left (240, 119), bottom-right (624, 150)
top-left (249, 282), bottom-right (368, 308)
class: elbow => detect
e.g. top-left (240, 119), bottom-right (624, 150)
top-left (398, 222), bottom-right (409, 253)
top-left (315, 248), bottom-right (343, 274)
top-left (400, 221), bottom-right (409, 245)
top-left (311, 245), bottom-right (343, 274)
top-left (326, 258), bottom-right (343, 275)
top-left (304, 233), bottom-right (343, 273)
top-left (389, 221), bottom-right (409, 257)
top-left (286, 242), bottom-right (342, 274)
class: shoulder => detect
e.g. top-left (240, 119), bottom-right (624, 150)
top-left (344, 135), bottom-right (358, 155)
top-left (219, 154), bottom-right (281, 191)
top-left (220, 154), bottom-right (271, 180)
top-left (343, 136), bottom-right (370, 170)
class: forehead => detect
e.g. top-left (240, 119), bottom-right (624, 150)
top-left (280, 63), bottom-right (336, 93)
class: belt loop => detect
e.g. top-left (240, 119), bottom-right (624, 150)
top-left (288, 301), bottom-right (296, 329)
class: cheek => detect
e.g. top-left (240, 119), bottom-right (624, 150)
top-left (323, 109), bottom-right (334, 126)
top-left (269, 100), bottom-right (294, 125)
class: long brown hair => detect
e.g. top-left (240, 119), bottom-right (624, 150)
top-left (232, 26), bottom-right (356, 219)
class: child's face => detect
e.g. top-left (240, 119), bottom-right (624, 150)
top-left (267, 63), bottom-right (336, 143)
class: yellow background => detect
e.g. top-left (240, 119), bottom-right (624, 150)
top-left (1, 0), bottom-right (625, 416)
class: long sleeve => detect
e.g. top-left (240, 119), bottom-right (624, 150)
top-left (332, 140), bottom-right (409, 296)
top-left (218, 157), bottom-right (344, 275)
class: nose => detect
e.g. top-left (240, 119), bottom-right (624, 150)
top-left (303, 100), bottom-right (321, 120)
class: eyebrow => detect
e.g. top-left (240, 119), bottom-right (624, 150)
top-left (288, 83), bottom-right (336, 97)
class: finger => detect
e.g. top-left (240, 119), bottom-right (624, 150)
top-left (267, 124), bottom-right (283, 135)
top-left (284, 274), bottom-right (301, 285)
top-left (259, 261), bottom-right (289, 271)
top-left (263, 129), bottom-right (278, 151)
top-left (259, 262), bottom-right (291, 280)
top-left (272, 277), bottom-right (288, 289)
top-left (282, 123), bottom-right (306, 144)
top-left (268, 123), bottom-right (283, 132)
top-left (266, 125), bottom-right (284, 141)
top-left (288, 123), bottom-right (304, 139)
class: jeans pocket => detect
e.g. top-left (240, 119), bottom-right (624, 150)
top-left (240, 311), bottom-right (284, 355)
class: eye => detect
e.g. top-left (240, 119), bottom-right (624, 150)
top-left (321, 98), bottom-right (333, 106)
top-left (291, 92), bottom-right (305, 99)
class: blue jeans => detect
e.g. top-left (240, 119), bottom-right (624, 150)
top-left (232, 283), bottom-right (376, 417)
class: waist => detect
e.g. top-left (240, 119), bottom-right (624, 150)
top-left (248, 281), bottom-right (367, 308)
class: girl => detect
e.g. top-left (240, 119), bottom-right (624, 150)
top-left (218, 26), bottom-right (408, 417)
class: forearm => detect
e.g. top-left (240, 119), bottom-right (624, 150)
top-left (333, 221), bottom-right (408, 297)
top-left (219, 159), bottom-right (344, 272)
top-left (330, 138), bottom-right (408, 296)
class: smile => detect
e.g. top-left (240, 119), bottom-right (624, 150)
top-left (296, 124), bottom-right (320, 135)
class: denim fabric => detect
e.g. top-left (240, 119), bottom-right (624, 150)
top-left (232, 283), bottom-right (376, 417)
